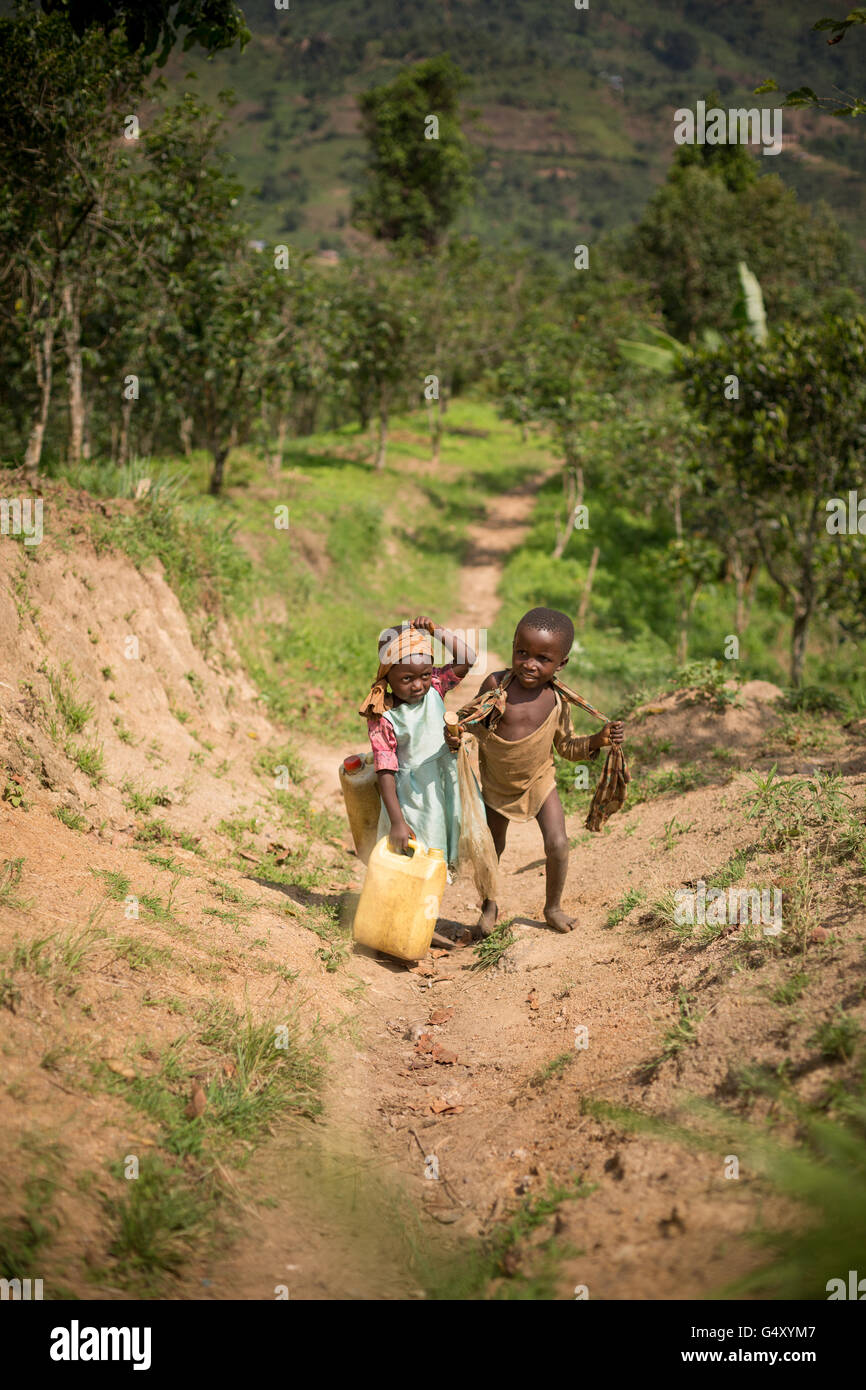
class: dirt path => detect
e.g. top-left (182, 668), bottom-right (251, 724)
top-left (4, 474), bottom-right (864, 1302)
top-left (179, 472), bottom-right (861, 1306)
top-left (204, 467), bottom-right (791, 1300)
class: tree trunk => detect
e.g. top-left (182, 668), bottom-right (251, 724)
top-left (141, 397), bottom-right (162, 460)
top-left (426, 395), bottom-right (442, 468)
top-left (731, 548), bottom-right (760, 638)
top-left (678, 583), bottom-right (701, 666)
top-left (552, 463), bottom-right (583, 559)
top-left (61, 283), bottom-right (85, 467)
top-left (209, 443), bottom-right (229, 496)
top-left (269, 416), bottom-right (288, 478)
top-left (576, 545), bottom-right (600, 629)
top-left (180, 415), bottom-right (194, 458)
top-left (375, 409), bottom-right (389, 470)
top-left (791, 606), bottom-right (810, 688)
top-left (742, 561), bottom-right (759, 623)
top-left (117, 395), bottom-right (133, 469)
top-left (23, 316), bottom-right (56, 482)
top-left (81, 400), bottom-right (92, 461)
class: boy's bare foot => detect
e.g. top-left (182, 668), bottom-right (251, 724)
top-left (474, 899), bottom-right (498, 939)
top-left (544, 906), bottom-right (576, 933)
top-left (431, 930), bottom-right (455, 950)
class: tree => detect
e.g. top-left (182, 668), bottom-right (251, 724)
top-left (352, 56), bottom-right (476, 254)
top-left (0, 5), bottom-right (148, 477)
top-left (682, 317), bottom-right (866, 686)
top-left (129, 92), bottom-right (271, 494)
top-left (328, 261), bottom-right (420, 470)
top-left (40, 0), bottom-right (248, 63)
top-left (628, 156), bottom-right (854, 343)
top-left (758, 10), bottom-right (866, 118)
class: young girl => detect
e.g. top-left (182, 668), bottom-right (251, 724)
top-left (359, 615), bottom-right (477, 866)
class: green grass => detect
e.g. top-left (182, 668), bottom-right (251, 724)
top-left (145, 852), bottom-right (192, 875)
top-left (43, 664), bottom-right (93, 734)
top-left (298, 901), bottom-right (351, 972)
top-left (4, 927), bottom-right (96, 994)
top-left (208, 878), bottom-right (256, 907)
top-left (112, 716), bottom-right (135, 745)
top-left (809, 1010), bottom-right (862, 1063)
top-left (108, 936), bottom-right (173, 972)
top-left (528, 1051), bottom-right (574, 1089)
top-left (86, 471), bottom-right (252, 638)
top-left (471, 919), bottom-right (516, 970)
top-left (223, 401), bottom-right (546, 743)
top-left (66, 740), bottom-right (104, 782)
top-left (123, 781), bottom-right (172, 816)
top-left (769, 972), bottom-right (809, 1006)
top-left (639, 988), bottom-right (701, 1082)
top-left (583, 1088), bottom-right (866, 1300)
top-left (55, 805), bottom-right (87, 831)
top-left (133, 818), bottom-right (175, 847)
top-left (0, 858), bottom-right (30, 911)
top-left (103, 1156), bottom-right (207, 1286)
top-left (706, 849), bottom-right (754, 890)
top-left (424, 1176), bottom-right (594, 1300)
top-left (0, 1143), bottom-right (62, 1278)
top-left (97, 999), bottom-right (325, 1290)
top-left (605, 888), bottom-right (646, 928)
top-left (92, 868), bottom-right (131, 901)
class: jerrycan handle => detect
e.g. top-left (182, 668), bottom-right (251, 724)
top-left (387, 836), bottom-right (425, 856)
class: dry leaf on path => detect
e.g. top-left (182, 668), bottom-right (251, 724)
top-left (432, 1042), bottom-right (458, 1065)
top-left (430, 1097), bottom-right (465, 1115)
top-left (106, 1060), bottom-right (136, 1080)
top-left (526, 989), bottom-right (539, 1011)
top-left (414, 1033), bottom-right (434, 1054)
top-left (184, 1083), bottom-right (207, 1119)
top-left (428, 1007), bottom-right (454, 1026)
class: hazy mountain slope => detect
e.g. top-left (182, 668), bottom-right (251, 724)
top-left (164, 0), bottom-right (866, 255)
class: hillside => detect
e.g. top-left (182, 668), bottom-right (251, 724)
top-left (168, 0), bottom-right (866, 257)
top-left (2, 424), bottom-right (866, 1299)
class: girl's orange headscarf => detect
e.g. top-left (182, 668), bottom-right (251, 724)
top-left (359, 625), bottom-right (434, 717)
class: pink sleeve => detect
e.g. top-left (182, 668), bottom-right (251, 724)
top-left (431, 664), bottom-right (463, 697)
top-left (367, 714), bottom-right (398, 772)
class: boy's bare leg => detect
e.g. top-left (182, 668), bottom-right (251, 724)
top-left (476, 803), bottom-right (508, 937)
top-left (536, 789), bottom-right (575, 932)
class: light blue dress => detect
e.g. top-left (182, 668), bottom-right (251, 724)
top-left (376, 684), bottom-right (480, 869)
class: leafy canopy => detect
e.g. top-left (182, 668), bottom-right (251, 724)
top-left (39, 0), bottom-right (249, 63)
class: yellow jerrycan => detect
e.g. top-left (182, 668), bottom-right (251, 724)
top-left (339, 753), bottom-right (381, 865)
top-left (352, 837), bottom-right (447, 961)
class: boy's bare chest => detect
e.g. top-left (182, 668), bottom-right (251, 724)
top-left (494, 687), bottom-right (556, 742)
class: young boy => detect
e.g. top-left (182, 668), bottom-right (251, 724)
top-left (450, 607), bottom-right (624, 935)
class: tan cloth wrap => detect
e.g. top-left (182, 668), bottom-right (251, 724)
top-left (475, 691), bottom-right (598, 821)
top-left (359, 626), bottom-right (434, 718)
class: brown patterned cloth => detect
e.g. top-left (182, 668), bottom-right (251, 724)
top-left (454, 671), bottom-right (630, 832)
